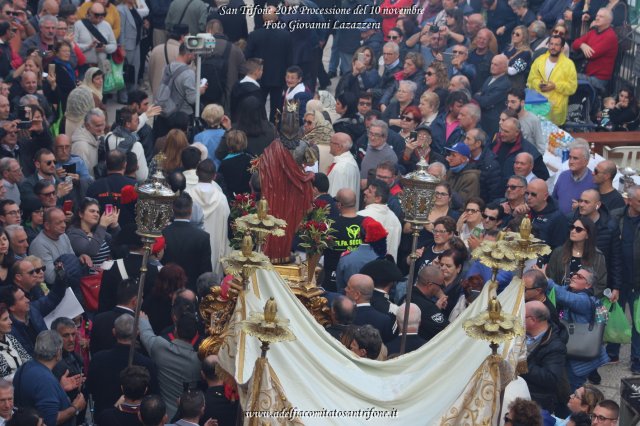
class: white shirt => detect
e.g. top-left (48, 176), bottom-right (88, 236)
top-left (327, 151), bottom-right (360, 210)
top-left (357, 203), bottom-right (402, 262)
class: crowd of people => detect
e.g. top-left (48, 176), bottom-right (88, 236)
top-left (0, 0), bottom-right (636, 424)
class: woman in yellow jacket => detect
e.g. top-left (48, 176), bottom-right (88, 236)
top-left (76, 0), bottom-right (121, 39)
top-left (527, 37), bottom-right (578, 126)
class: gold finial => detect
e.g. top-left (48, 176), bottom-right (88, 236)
top-left (264, 297), bottom-right (277, 323)
top-left (257, 199), bottom-right (268, 220)
top-left (497, 231), bottom-right (504, 241)
top-left (520, 217), bottom-right (532, 240)
top-left (241, 234), bottom-right (253, 257)
top-left (488, 297), bottom-right (502, 321)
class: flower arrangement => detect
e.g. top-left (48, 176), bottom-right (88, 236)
top-left (297, 199), bottom-right (336, 256)
top-left (229, 193), bottom-right (258, 249)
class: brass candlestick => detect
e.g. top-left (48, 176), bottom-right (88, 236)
top-left (235, 199), bottom-right (286, 253)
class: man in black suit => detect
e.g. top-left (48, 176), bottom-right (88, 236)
top-left (345, 274), bottom-right (396, 343)
top-left (409, 265), bottom-right (450, 342)
top-left (91, 278), bottom-right (138, 355)
top-left (473, 54), bottom-right (511, 140)
top-left (200, 355), bottom-right (238, 426)
top-left (87, 314), bottom-right (158, 417)
top-left (360, 258), bottom-right (403, 316)
top-left (371, 42), bottom-right (402, 109)
top-left (162, 193), bottom-right (212, 291)
top-left (386, 303), bottom-right (428, 355)
top-left (325, 295), bottom-right (355, 340)
top-left (98, 223), bottom-right (159, 313)
top-left (244, 7), bottom-right (292, 122)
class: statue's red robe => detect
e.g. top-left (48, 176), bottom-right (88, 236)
top-left (258, 139), bottom-right (314, 263)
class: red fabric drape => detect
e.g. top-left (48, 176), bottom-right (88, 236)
top-left (258, 140), bottom-right (314, 263)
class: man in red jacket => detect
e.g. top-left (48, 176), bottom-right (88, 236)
top-left (571, 8), bottom-right (618, 94)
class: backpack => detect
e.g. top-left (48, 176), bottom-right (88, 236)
top-left (93, 132), bottom-right (136, 178)
top-left (156, 63), bottom-right (191, 117)
top-left (200, 40), bottom-right (232, 106)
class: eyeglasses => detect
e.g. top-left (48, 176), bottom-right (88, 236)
top-left (590, 414), bottom-right (618, 422)
top-left (593, 169), bottom-right (601, 175)
top-left (434, 191), bottom-right (449, 198)
top-left (93, 12), bottom-right (106, 17)
top-left (4, 11), bottom-right (16, 16)
top-left (569, 392), bottom-right (583, 400)
top-left (20, 269), bottom-right (37, 275)
top-left (525, 191), bottom-right (538, 197)
top-left (400, 116), bottom-right (415, 122)
top-left (428, 281), bottom-right (446, 290)
top-left (482, 214), bottom-right (498, 221)
top-left (504, 414), bottom-right (512, 424)
top-left (303, 120), bottom-right (314, 125)
top-left (465, 208), bottom-right (480, 214)
top-left (39, 191), bottom-right (56, 197)
top-left (506, 185), bottom-right (524, 190)
top-left (5, 209), bottom-right (20, 216)
top-left (368, 132), bottom-right (384, 138)
top-left (33, 209), bottom-right (44, 214)
top-left (44, 160), bottom-right (54, 165)
top-left (358, 101), bottom-right (372, 106)
top-left (452, 50), bottom-right (466, 55)
top-left (524, 287), bottom-right (540, 292)
top-left (375, 174), bottom-right (393, 180)
top-left (425, 71), bottom-right (434, 76)
top-left (570, 225), bottom-right (586, 233)
top-left (572, 273), bottom-right (587, 281)
top-left (389, 35), bottom-right (399, 40)
top-left (433, 229), bottom-right (450, 234)
top-left (553, 30), bottom-right (566, 36)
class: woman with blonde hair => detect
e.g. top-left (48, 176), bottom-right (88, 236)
top-left (194, 103), bottom-right (226, 166)
top-left (218, 129), bottom-right (254, 200)
top-left (503, 25), bottom-right (532, 90)
top-left (149, 129), bottom-right (189, 176)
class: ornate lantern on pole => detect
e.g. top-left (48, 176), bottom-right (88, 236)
top-left (397, 158), bottom-right (440, 354)
top-left (128, 156), bottom-right (178, 366)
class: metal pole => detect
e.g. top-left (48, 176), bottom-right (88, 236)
top-left (195, 54), bottom-right (202, 118)
top-left (128, 237), bottom-right (155, 367)
top-left (399, 223), bottom-right (422, 355)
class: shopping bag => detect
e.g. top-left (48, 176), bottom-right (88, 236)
top-left (602, 299), bottom-right (631, 344)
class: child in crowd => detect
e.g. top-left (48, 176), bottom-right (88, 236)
top-left (597, 97), bottom-right (616, 130)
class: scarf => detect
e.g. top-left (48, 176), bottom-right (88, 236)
top-left (53, 57), bottom-right (76, 85)
top-left (82, 67), bottom-right (103, 101)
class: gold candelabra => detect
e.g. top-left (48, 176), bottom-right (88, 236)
top-left (235, 199), bottom-right (286, 252)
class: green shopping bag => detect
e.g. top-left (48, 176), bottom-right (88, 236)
top-left (103, 59), bottom-right (124, 94)
top-left (603, 299), bottom-right (631, 344)
top-left (548, 286), bottom-right (556, 307)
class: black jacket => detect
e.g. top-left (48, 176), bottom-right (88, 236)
top-left (90, 306), bottom-right (133, 355)
top-left (371, 62), bottom-right (402, 106)
top-left (162, 220), bottom-right (213, 292)
top-left (469, 147), bottom-right (504, 203)
top-left (407, 288), bottom-right (449, 342)
top-left (521, 325), bottom-right (568, 411)
top-left (530, 197), bottom-right (569, 249)
top-left (244, 28), bottom-right (292, 88)
top-left (353, 305), bottom-right (396, 343)
top-left (97, 254), bottom-right (159, 314)
top-left (571, 205), bottom-right (623, 290)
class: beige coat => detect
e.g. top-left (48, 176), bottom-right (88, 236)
top-left (148, 39), bottom-right (181, 97)
top-left (71, 126), bottom-right (101, 178)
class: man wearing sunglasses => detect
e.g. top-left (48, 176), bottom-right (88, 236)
top-left (526, 178), bottom-right (569, 249)
top-left (19, 149), bottom-right (73, 204)
top-left (9, 259), bottom-right (45, 301)
top-left (411, 265), bottom-right (449, 342)
top-left (73, 2), bottom-right (117, 67)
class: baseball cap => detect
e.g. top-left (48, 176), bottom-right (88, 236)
top-left (445, 142), bottom-right (471, 158)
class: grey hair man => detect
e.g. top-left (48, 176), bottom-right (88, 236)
top-left (551, 138), bottom-right (595, 215)
top-left (14, 330), bottom-right (86, 426)
top-left (0, 379), bottom-right (13, 423)
top-left (513, 152), bottom-right (535, 182)
top-left (386, 303), bottom-right (426, 354)
top-left (327, 132), bottom-right (359, 208)
top-left (71, 109), bottom-right (106, 177)
top-left (0, 158), bottom-right (22, 205)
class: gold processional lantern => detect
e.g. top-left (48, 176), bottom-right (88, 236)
top-left (129, 153), bottom-right (178, 366)
top-left (397, 158), bottom-right (440, 354)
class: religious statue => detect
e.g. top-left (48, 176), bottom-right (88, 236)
top-left (257, 101), bottom-right (316, 263)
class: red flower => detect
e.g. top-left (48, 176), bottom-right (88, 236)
top-left (313, 199), bottom-right (328, 209)
top-left (121, 185), bottom-right (138, 204)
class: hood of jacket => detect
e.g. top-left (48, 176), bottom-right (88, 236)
top-left (188, 181), bottom-right (229, 218)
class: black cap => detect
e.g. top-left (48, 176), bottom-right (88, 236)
top-left (360, 259), bottom-right (404, 284)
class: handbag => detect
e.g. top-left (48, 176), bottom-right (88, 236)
top-left (80, 270), bottom-right (103, 312)
top-left (560, 298), bottom-right (605, 361)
